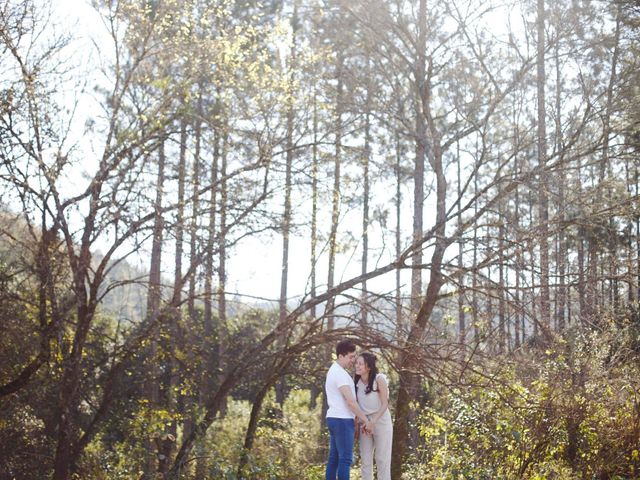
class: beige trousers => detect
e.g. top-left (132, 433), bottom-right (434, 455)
top-left (359, 410), bottom-right (393, 480)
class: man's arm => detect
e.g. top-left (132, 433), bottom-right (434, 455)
top-left (339, 385), bottom-right (373, 432)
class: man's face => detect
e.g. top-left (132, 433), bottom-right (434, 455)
top-left (338, 351), bottom-right (356, 369)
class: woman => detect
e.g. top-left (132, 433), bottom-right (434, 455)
top-left (354, 352), bottom-right (392, 480)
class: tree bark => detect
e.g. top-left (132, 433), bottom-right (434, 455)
top-left (395, 100), bottom-right (404, 338)
top-left (309, 86), bottom-right (321, 413)
top-left (143, 142), bottom-right (166, 478)
top-left (237, 357), bottom-right (294, 477)
top-left (498, 198), bottom-right (506, 352)
top-left (457, 135), bottom-right (465, 345)
top-left (513, 133), bottom-right (522, 347)
top-left (217, 126), bottom-right (229, 416)
top-left (472, 149), bottom-right (479, 343)
top-left (554, 40), bottom-right (567, 330)
top-left (537, 0), bottom-right (551, 337)
top-left (586, 11), bottom-right (620, 321)
top-left (185, 94), bottom-right (203, 440)
top-left (361, 56), bottom-right (372, 326)
top-left (197, 101), bottom-right (220, 480)
top-left (277, 3), bottom-right (298, 406)
top-left (157, 117), bottom-right (188, 475)
top-left (410, 0), bottom-right (427, 318)
top-left (391, 0), bottom-right (448, 462)
top-left (310, 86), bottom-right (319, 322)
top-left (326, 50), bottom-right (344, 326)
top-left (393, 10), bottom-right (430, 472)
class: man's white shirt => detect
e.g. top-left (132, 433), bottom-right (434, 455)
top-left (325, 362), bottom-right (356, 419)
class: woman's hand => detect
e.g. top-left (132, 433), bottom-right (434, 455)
top-left (362, 420), bottom-right (374, 436)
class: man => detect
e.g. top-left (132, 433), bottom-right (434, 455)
top-left (325, 339), bottom-right (373, 480)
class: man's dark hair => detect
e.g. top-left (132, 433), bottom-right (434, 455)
top-left (336, 339), bottom-right (356, 357)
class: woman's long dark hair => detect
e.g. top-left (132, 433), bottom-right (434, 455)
top-left (354, 352), bottom-right (379, 395)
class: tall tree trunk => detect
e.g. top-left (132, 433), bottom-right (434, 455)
top-left (143, 143), bottom-right (166, 479)
top-left (392, 138), bottom-right (446, 479)
top-left (310, 87), bottom-right (319, 323)
top-left (555, 41), bottom-right (567, 330)
top-left (217, 127), bottom-right (229, 416)
top-left (197, 112), bottom-right (219, 480)
top-left (185, 95), bottom-right (203, 440)
top-left (326, 50), bottom-right (344, 326)
top-left (486, 277), bottom-right (494, 351)
top-left (320, 46), bottom-right (345, 461)
top-left (361, 57), bottom-right (372, 326)
top-left (529, 187), bottom-right (538, 337)
top-left (457, 136), bottom-right (465, 345)
top-left (605, 13), bottom-right (622, 314)
top-left (174, 117), bottom-right (187, 306)
top-left (513, 137), bottom-right (522, 347)
top-left (53, 286), bottom-right (98, 478)
top-left (392, 3), bottom-right (427, 474)
top-left (537, 0), bottom-right (551, 338)
top-left (158, 118), bottom-right (188, 475)
top-left (625, 155), bottom-right (632, 304)
top-left (52, 319), bottom-right (89, 479)
top-left (577, 154), bottom-right (586, 322)
top-left (410, 0), bottom-right (427, 318)
top-left (636, 165), bottom-right (640, 301)
top-left (395, 115), bottom-right (403, 336)
top-left (630, 162), bottom-right (639, 303)
top-left (277, 3), bottom-right (298, 406)
top-left (472, 147), bottom-right (479, 343)
top-left (53, 182), bottom-right (106, 479)
top-left (586, 11), bottom-right (620, 321)
top-left (498, 200), bottom-right (506, 353)
top-left (392, 2), bottom-right (447, 472)
top-left (309, 87), bottom-right (321, 413)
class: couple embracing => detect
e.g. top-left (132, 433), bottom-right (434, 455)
top-left (325, 339), bottom-right (393, 480)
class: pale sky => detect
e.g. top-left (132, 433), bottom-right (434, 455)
top-left (44, 0), bottom-right (529, 307)
top-left (41, 0), bottom-right (417, 306)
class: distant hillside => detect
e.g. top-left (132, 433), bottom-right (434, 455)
top-left (96, 253), bottom-right (149, 325)
top-left (0, 209), bottom-right (149, 324)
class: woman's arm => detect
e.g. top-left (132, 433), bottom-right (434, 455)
top-left (369, 374), bottom-right (390, 426)
top-left (339, 385), bottom-right (373, 431)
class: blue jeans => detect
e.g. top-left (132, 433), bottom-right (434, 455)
top-left (326, 417), bottom-right (355, 480)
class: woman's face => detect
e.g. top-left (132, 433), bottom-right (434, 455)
top-left (355, 356), bottom-right (370, 377)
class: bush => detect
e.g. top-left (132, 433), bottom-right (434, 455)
top-left (405, 320), bottom-right (640, 479)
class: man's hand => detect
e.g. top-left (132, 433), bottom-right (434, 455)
top-left (339, 385), bottom-right (371, 424)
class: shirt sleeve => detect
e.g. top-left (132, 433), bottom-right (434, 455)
top-left (376, 373), bottom-right (388, 387)
top-left (336, 370), bottom-right (353, 388)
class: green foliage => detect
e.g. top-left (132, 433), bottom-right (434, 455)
top-left (81, 431), bottom-right (147, 480)
top-left (403, 319), bottom-right (640, 479)
top-left (253, 389), bottom-right (322, 477)
top-left (0, 404), bottom-right (51, 479)
top-left (169, 388), bottom-right (325, 479)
